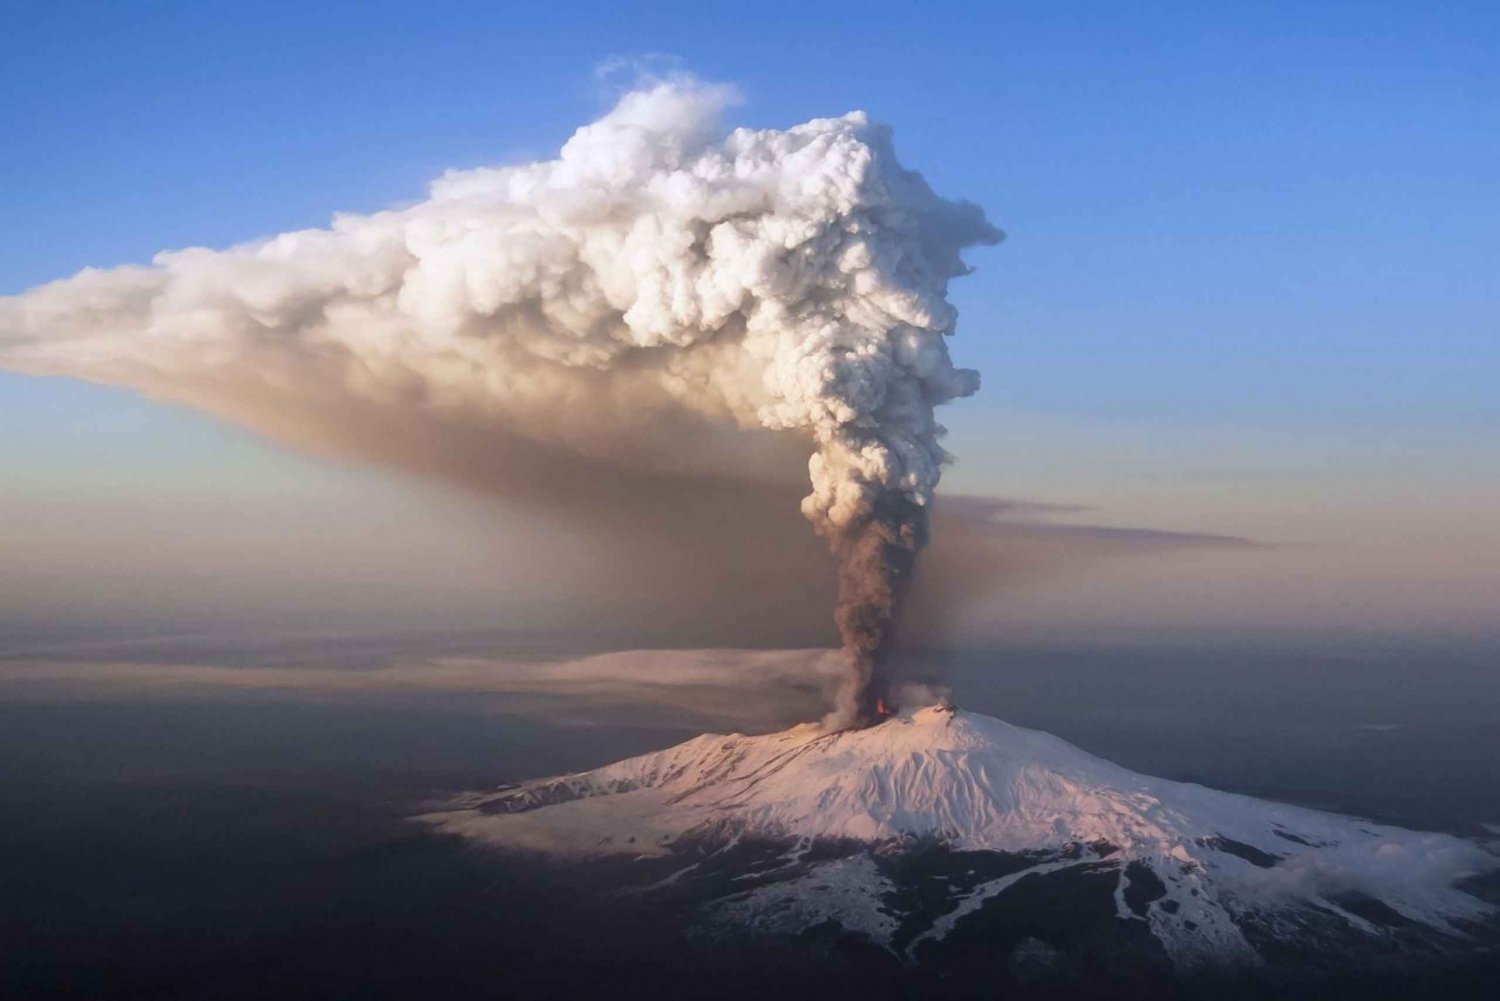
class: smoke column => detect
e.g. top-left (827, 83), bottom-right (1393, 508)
top-left (0, 76), bottom-right (1000, 728)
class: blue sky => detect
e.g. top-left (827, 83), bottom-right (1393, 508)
top-left (3, 1), bottom-right (1497, 641)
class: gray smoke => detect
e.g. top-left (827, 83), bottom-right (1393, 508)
top-left (0, 75), bottom-right (1001, 728)
top-left (831, 495), bottom-right (925, 725)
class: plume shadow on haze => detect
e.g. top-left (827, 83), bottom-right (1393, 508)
top-left (134, 375), bottom-right (1254, 653)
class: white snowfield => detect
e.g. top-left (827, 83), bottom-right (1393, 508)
top-left (425, 705), bottom-right (1497, 966)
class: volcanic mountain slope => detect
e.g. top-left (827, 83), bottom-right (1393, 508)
top-left (424, 705), bottom-right (1498, 973)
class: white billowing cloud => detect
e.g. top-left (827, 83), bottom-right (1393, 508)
top-left (0, 76), bottom-right (999, 541)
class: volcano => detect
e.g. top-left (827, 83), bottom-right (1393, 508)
top-left (424, 705), bottom-right (1498, 976)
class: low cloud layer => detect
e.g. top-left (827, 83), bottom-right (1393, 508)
top-left (0, 649), bottom-right (843, 731)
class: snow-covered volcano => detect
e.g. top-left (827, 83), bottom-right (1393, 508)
top-left (425, 705), bottom-right (1498, 973)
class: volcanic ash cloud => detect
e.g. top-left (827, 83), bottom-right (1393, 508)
top-left (0, 77), bottom-right (1001, 727)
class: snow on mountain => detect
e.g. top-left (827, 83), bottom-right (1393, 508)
top-left (423, 705), bottom-right (1498, 969)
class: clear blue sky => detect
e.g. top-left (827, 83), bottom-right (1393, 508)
top-left (3, 1), bottom-right (1497, 641)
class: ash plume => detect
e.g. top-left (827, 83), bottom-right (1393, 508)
top-left (830, 495), bottom-right (925, 727)
top-left (0, 75), bottom-right (1000, 728)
